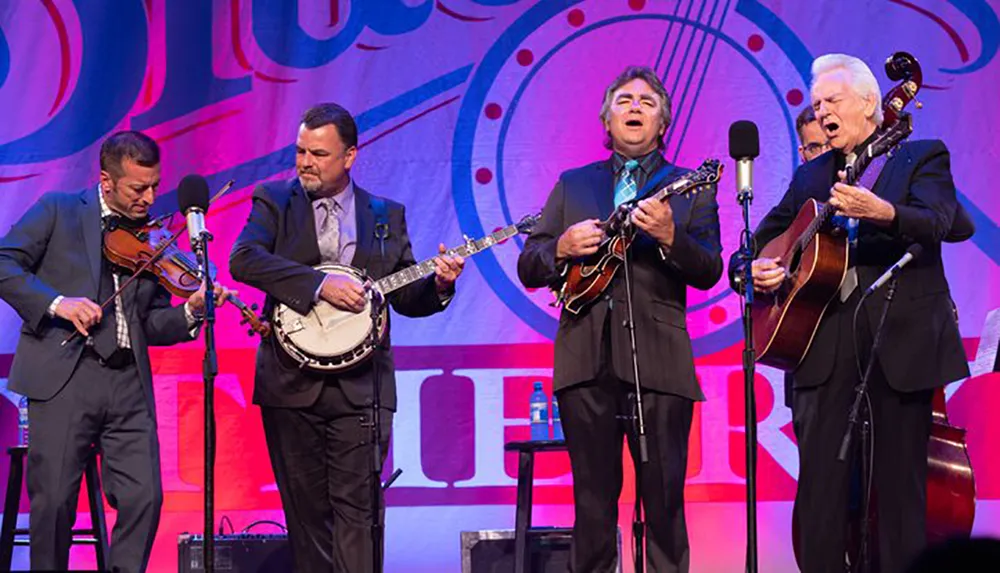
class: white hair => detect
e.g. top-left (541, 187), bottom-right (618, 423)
top-left (810, 54), bottom-right (883, 124)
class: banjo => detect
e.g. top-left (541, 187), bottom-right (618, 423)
top-left (271, 212), bottom-right (540, 372)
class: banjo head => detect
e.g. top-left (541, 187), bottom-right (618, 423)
top-left (272, 264), bottom-right (388, 371)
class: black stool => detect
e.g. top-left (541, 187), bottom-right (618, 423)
top-left (504, 439), bottom-right (570, 573)
top-left (0, 445), bottom-right (109, 571)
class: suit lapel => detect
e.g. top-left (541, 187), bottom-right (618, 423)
top-left (289, 180), bottom-right (323, 266)
top-left (592, 161), bottom-right (615, 218)
top-left (871, 149), bottom-right (903, 201)
top-left (80, 189), bottom-right (103, 295)
top-left (351, 186), bottom-right (374, 271)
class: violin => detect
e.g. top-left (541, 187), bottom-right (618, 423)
top-left (102, 214), bottom-right (271, 338)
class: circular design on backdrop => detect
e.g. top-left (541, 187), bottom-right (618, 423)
top-left (451, 1), bottom-right (806, 354)
top-left (484, 103), bottom-right (503, 120)
top-left (475, 168), bottom-right (493, 184)
top-left (786, 88), bottom-right (804, 106)
top-left (748, 34), bottom-right (765, 53)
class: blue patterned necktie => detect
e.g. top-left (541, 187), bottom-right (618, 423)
top-left (614, 159), bottom-right (640, 208)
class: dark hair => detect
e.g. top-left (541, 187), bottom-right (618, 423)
top-left (795, 106), bottom-right (817, 141)
top-left (600, 66), bottom-right (673, 150)
top-left (301, 103), bottom-right (358, 148)
top-left (99, 131), bottom-right (160, 179)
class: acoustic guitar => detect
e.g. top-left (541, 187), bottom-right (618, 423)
top-left (751, 53), bottom-right (922, 370)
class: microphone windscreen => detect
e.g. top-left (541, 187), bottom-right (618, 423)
top-left (906, 243), bottom-right (923, 259)
top-left (177, 174), bottom-right (210, 214)
top-left (729, 120), bottom-right (760, 160)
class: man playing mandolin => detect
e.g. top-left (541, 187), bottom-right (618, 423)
top-left (518, 66), bottom-right (723, 572)
top-left (0, 131), bottom-right (233, 573)
top-left (730, 54), bottom-right (969, 572)
top-left (229, 103), bottom-right (464, 572)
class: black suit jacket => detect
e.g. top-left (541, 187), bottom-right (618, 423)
top-left (229, 178), bottom-right (446, 410)
top-left (728, 140), bottom-right (969, 392)
top-left (0, 189), bottom-right (194, 409)
top-left (517, 158), bottom-right (723, 400)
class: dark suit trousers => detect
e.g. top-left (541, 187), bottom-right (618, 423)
top-left (558, 332), bottom-right (694, 573)
top-left (792, 293), bottom-right (933, 573)
top-left (27, 352), bottom-right (162, 573)
top-left (261, 380), bottom-right (393, 573)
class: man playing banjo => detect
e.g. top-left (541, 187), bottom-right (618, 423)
top-left (229, 103), bottom-right (464, 572)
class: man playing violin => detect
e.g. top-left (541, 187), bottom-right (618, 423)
top-left (728, 54), bottom-right (969, 572)
top-left (0, 130), bottom-right (233, 573)
top-left (229, 103), bottom-right (464, 572)
top-left (517, 66), bottom-right (723, 573)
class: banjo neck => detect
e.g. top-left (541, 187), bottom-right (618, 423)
top-left (373, 222), bottom-right (524, 296)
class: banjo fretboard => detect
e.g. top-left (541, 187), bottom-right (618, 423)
top-left (374, 221), bottom-right (526, 295)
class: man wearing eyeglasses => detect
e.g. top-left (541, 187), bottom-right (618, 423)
top-left (796, 105), bottom-right (831, 163)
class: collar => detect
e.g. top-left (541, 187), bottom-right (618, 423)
top-left (310, 179), bottom-right (355, 211)
top-left (612, 149), bottom-right (663, 176)
top-left (97, 184), bottom-right (114, 219)
top-left (838, 126), bottom-right (880, 163)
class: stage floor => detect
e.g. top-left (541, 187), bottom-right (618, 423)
top-left (5, 501), bottom-right (1000, 572)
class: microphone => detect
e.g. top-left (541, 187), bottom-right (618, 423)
top-left (177, 174), bottom-right (211, 247)
top-left (729, 120), bottom-right (760, 201)
top-left (865, 244), bottom-right (923, 296)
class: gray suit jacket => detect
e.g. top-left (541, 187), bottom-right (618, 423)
top-left (0, 189), bottom-right (195, 409)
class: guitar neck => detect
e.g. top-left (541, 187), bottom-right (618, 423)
top-left (793, 144), bottom-right (879, 253)
top-left (374, 223), bottom-right (521, 295)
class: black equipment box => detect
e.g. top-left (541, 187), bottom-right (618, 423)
top-left (460, 527), bottom-right (622, 573)
top-left (177, 533), bottom-right (291, 572)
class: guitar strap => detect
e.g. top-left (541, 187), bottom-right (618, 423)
top-left (370, 196), bottom-right (390, 259)
top-left (837, 152), bottom-right (892, 302)
top-left (636, 163), bottom-right (680, 200)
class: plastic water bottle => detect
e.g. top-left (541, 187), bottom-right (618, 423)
top-left (529, 382), bottom-right (549, 441)
top-left (17, 396), bottom-right (29, 446)
top-left (552, 394), bottom-right (564, 441)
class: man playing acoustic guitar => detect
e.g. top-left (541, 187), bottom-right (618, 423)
top-left (730, 54), bottom-right (969, 572)
top-left (518, 66), bottom-right (723, 573)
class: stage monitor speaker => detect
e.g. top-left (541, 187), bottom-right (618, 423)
top-left (177, 533), bottom-right (291, 573)
top-left (460, 527), bottom-right (622, 573)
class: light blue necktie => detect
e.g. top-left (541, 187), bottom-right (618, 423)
top-left (614, 159), bottom-right (639, 208)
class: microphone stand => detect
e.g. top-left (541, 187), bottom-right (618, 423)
top-left (194, 231), bottom-right (218, 573)
top-left (838, 279), bottom-right (898, 573)
top-left (618, 212), bottom-right (649, 573)
top-left (367, 286), bottom-right (387, 573)
top-left (736, 181), bottom-right (758, 573)
top-left (367, 221), bottom-right (395, 573)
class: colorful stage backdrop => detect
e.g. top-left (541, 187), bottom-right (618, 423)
top-left (1, 1), bottom-right (999, 571)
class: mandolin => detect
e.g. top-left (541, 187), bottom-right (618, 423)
top-left (552, 158), bottom-right (723, 314)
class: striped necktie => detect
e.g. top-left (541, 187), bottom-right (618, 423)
top-left (614, 159), bottom-right (640, 208)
